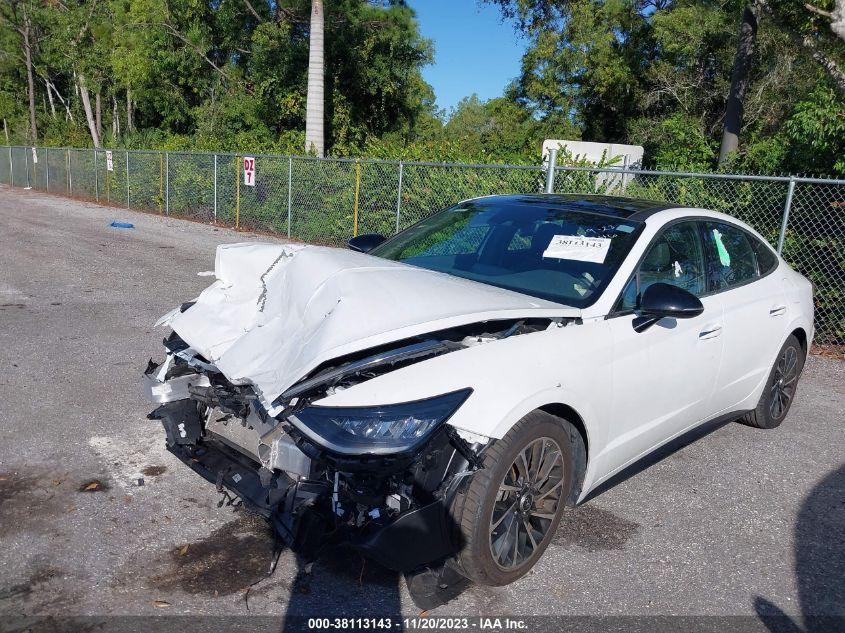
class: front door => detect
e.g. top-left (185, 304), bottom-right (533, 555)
top-left (601, 221), bottom-right (725, 478)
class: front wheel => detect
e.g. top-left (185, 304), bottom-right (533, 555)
top-left (740, 334), bottom-right (805, 429)
top-left (452, 410), bottom-right (574, 586)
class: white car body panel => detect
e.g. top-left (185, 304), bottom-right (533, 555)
top-left (156, 202), bottom-right (815, 503)
top-left (601, 292), bottom-right (725, 478)
top-left (162, 242), bottom-right (579, 412)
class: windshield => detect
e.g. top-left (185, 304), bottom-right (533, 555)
top-left (370, 200), bottom-right (644, 308)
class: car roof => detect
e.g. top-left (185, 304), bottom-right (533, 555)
top-left (461, 194), bottom-right (677, 221)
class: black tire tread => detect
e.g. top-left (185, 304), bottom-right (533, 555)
top-left (453, 410), bottom-right (573, 586)
top-left (739, 334), bottom-right (804, 429)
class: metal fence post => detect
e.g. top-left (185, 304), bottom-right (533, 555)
top-left (94, 149), bottom-right (99, 202)
top-left (287, 156), bottom-right (292, 238)
top-left (66, 149), bottom-right (70, 193)
top-left (213, 153), bottom-right (218, 221)
top-left (126, 150), bottom-right (130, 208)
top-left (158, 152), bottom-right (163, 213)
top-left (165, 152), bottom-right (170, 215)
top-left (352, 160), bottom-right (361, 237)
top-left (777, 176), bottom-right (797, 254)
top-left (235, 155), bottom-right (241, 229)
top-left (24, 146), bottom-right (29, 188)
top-left (45, 147), bottom-right (49, 192)
top-left (9, 146), bottom-right (13, 186)
top-left (545, 148), bottom-right (558, 194)
top-left (394, 161), bottom-right (404, 234)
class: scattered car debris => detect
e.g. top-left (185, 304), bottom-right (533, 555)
top-left (78, 479), bottom-right (107, 492)
top-left (109, 221), bottom-right (134, 229)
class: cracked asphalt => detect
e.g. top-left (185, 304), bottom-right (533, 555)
top-left (0, 186), bottom-right (842, 628)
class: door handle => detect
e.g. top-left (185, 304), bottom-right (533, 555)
top-left (769, 305), bottom-right (787, 317)
top-left (699, 324), bottom-right (723, 339)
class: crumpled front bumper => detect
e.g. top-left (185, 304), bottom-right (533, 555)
top-left (163, 426), bottom-right (459, 572)
top-left (145, 341), bottom-right (471, 574)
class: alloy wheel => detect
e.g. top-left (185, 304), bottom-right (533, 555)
top-left (489, 437), bottom-right (565, 570)
top-left (769, 345), bottom-right (799, 420)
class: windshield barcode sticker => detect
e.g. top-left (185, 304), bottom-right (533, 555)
top-left (543, 235), bottom-right (611, 263)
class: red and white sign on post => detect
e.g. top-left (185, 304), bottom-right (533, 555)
top-left (243, 157), bottom-right (256, 186)
top-left (105, 151), bottom-right (114, 172)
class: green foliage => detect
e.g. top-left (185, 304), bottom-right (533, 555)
top-left (0, 0), bottom-right (843, 174)
top-left (629, 113), bottom-right (716, 172)
top-left (783, 87), bottom-right (845, 174)
top-left (0, 0), bottom-right (438, 155)
top-left (486, 0), bottom-right (845, 177)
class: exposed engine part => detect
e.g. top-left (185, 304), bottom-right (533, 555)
top-left (276, 339), bottom-right (459, 403)
top-left (257, 423), bottom-right (312, 478)
top-left (142, 369), bottom-right (210, 403)
top-left (274, 317), bottom-right (560, 407)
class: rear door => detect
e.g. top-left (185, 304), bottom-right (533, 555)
top-left (702, 221), bottom-right (789, 413)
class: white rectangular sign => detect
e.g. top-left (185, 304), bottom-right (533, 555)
top-left (31, 147), bottom-right (37, 164)
top-left (243, 156), bottom-right (256, 186)
top-left (105, 150), bottom-right (114, 172)
top-left (543, 235), bottom-right (611, 264)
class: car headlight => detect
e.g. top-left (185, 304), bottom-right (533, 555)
top-left (289, 389), bottom-right (472, 455)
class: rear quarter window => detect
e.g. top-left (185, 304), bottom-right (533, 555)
top-left (750, 235), bottom-right (779, 275)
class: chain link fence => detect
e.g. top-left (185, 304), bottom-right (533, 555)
top-left (0, 145), bottom-right (842, 347)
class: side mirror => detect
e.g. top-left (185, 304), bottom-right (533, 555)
top-left (347, 233), bottom-right (387, 253)
top-left (633, 282), bottom-right (704, 333)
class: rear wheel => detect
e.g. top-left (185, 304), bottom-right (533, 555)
top-left (740, 334), bottom-right (805, 429)
top-left (452, 411), bottom-right (573, 586)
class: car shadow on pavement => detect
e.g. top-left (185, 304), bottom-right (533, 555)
top-left (279, 547), bottom-right (404, 630)
top-left (754, 464), bottom-right (845, 633)
top-left (279, 517), bottom-right (472, 631)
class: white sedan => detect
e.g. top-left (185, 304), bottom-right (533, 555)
top-left (145, 194), bottom-right (814, 591)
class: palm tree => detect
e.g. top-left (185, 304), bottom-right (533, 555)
top-left (305, 0), bottom-right (325, 157)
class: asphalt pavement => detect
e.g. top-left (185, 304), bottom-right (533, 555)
top-left (0, 186), bottom-right (842, 629)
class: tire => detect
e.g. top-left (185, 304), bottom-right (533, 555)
top-left (451, 410), bottom-right (574, 586)
top-left (740, 334), bottom-right (805, 429)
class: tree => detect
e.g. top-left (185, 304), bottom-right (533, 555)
top-left (804, 0), bottom-right (845, 42)
top-left (305, 0), bottom-right (325, 156)
top-left (719, 2), bottom-right (761, 166)
top-left (0, 0), bottom-right (434, 153)
top-left (759, 0), bottom-right (845, 95)
top-left (487, 0), bottom-right (845, 175)
top-left (0, 0), bottom-right (39, 142)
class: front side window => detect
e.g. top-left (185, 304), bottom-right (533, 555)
top-left (618, 222), bottom-right (706, 311)
top-left (370, 201), bottom-right (644, 308)
top-left (703, 222), bottom-right (759, 290)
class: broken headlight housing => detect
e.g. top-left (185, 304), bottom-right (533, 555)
top-left (289, 389), bottom-right (471, 455)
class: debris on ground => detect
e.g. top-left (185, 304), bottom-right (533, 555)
top-left (78, 480), bottom-right (106, 492)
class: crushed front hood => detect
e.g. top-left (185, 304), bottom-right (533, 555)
top-left (161, 243), bottom-right (579, 410)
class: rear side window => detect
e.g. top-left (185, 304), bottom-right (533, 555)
top-left (703, 222), bottom-right (759, 291)
top-left (750, 235), bottom-right (778, 275)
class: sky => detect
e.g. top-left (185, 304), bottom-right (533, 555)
top-left (410, 1), bottom-right (528, 116)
